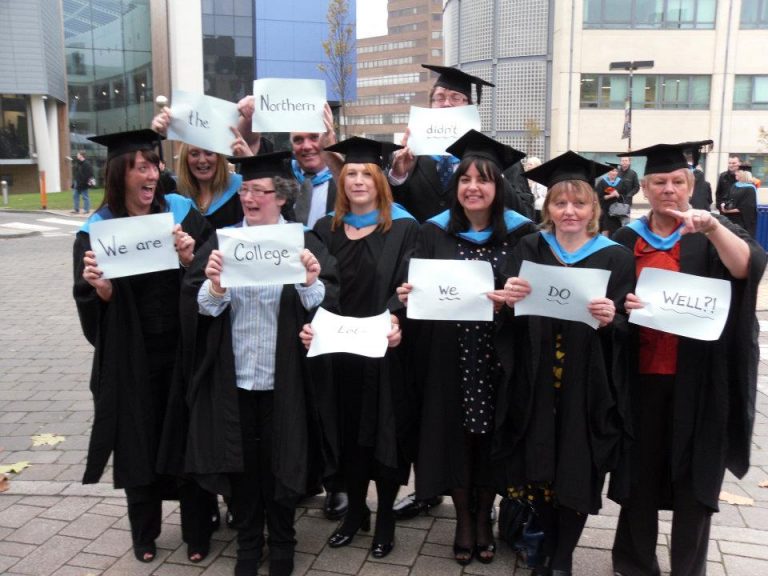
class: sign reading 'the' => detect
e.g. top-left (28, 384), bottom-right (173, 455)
top-left (251, 78), bottom-right (326, 133)
top-left (166, 90), bottom-right (241, 156)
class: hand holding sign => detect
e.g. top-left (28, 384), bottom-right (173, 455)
top-left (305, 308), bottom-right (394, 358)
top-left (165, 90), bottom-right (241, 156)
top-left (251, 79), bottom-right (326, 133)
top-left (406, 106), bottom-right (481, 156)
top-left (390, 129), bottom-right (415, 179)
top-left (82, 250), bottom-right (113, 302)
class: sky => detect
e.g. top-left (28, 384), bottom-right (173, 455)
top-left (356, 0), bottom-right (388, 39)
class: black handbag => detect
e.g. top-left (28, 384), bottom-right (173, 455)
top-left (608, 196), bottom-right (631, 217)
top-left (497, 497), bottom-right (544, 567)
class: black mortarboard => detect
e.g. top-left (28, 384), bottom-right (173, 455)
top-left (228, 151), bottom-right (292, 180)
top-left (739, 163), bottom-right (752, 171)
top-left (88, 129), bottom-right (164, 161)
top-left (324, 137), bottom-right (402, 168)
top-left (524, 151), bottom-right (612, 187)
top-left (422, 64), bottom-right (494, 104)
top-left (445, 129), bottom-right (525, 171)
top-left (623, 140), bottom-right (713, 175)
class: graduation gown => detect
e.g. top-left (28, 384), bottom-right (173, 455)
top-left (493, 233), bottom-right (634, 514)
top-left (596, 176), bottom-right (631, 234)
top-left (73, 194), bottom-right (211, 488)
top-left (313, 212), bottom-right (420, 481)
top-left (724, 182), bottom-right (758, 238)
top-left (410, 211), bottom-right (536, 500)
top-left (176, 227), bottom-right (339, 501)
top-left (392, 156), bottom-right (525, 223)
top-left (613, 216), bottom-right (766, 510)
top-left (198, 173), bottom-right (243, 230)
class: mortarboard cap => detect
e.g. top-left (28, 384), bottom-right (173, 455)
top-left (88, 129), bottom-right (164, 161)
top-left (445, 129), bottom-right (525, 171)
top-left (524, 151), bottom-right (612, 187)
top-left (739, 163), bottom-right (752, 171)
top-left (623, 140), bottom-right (713, 175)
top-left (325, 137), bottom-right (402, 168)
top-left (422, 64), bottom-right (494, 104)
top-left (228, 151), bottom-right (292, 181)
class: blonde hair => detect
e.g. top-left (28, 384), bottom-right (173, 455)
top-left (331, 163), bottom-right (393, 232)
top-left (540, 180), bottom-right (601, 237)
top-left (176, 144), bottom-right (232, 206)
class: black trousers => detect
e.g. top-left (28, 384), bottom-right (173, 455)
top-left (230, 389), bottom-right (297, 562)
top-left (125, 478), bottom-right (214, 547)
top-left (612, 375), bottom-right (712, 576)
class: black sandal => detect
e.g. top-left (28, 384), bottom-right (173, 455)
top-left (475, 541), bottom-right (496, 564)
top-left (133, 542), bottom-right (156, 563)
top-left (187, 541), bottom-right (210, 563)
top-left (453, 542), bottom-right (474, 566)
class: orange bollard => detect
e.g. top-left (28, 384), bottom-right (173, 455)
top-left (40, 170), bottom-right (47, 210)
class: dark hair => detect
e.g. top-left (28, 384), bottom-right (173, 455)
top-left (447, 156), bottom-right (506, 243)
top-left (100, 149), bottom-right (165, 216)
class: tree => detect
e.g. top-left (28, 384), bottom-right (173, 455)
top-left (318, 0), bottom-right (354, 137)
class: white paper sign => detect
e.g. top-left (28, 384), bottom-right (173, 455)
top-left (90, 213), bottom-right (177, 279)
top-left (217, 223), bottom-right (305, 287)
top-left (406, 258), bottom-right (495, 321)
top-left (629, 268), bottom-right (731, 341)
top-left (251, 78), bottom-right (326, 133)
top-left (406, 105), bottom-right (481, 156)
top-left (514, 260), bottom-right (611, 329)
top-left (166, 90), bottom-right (240, 155)
top-left (307, 307), bottom-right (391, 358)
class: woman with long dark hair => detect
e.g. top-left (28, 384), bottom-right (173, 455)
top-left (73, 130), bottom-right (213, 564)
top-left (396, 130), bottom-right (535, 566)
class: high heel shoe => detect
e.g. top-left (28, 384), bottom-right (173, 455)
top-left (327, 508), bottom-right (371, 548)
top-left (371, 541), bottom-right (394, 558)
top-left (133, 542), bottom-right (156, 563)
top-left (475, 541), bottom-right (496, 564)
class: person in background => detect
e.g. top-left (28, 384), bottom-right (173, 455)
top-left (495, 152), bottom-right (634, 576)
top-left (524, 156), bottom-right (547, 222)
top-left (184, 151), bottom-right (338, 576)
top-left (715, 154), bottom-right (741, 214)
top-left (72, 151), bottom-right (95, 214)
top-left (617, 156), bottom-right (640, 208)
top-left (396, 130), bottom-right (535, 566)
top-left (684, 150), bottom-right (712, 211)
top-left (596, 164), bottom-right (630, 236)
top-left (611, 141), bottom-right (766, 576)
top-left (73, 130), bottom-right (213, 565)
top-left (720, 164), bottom-right (759, 237)
top-left (158, 158), bottom-right (177, 194)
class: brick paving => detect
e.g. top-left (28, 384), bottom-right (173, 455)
top-left (1, 216), bottom-right (767, 575)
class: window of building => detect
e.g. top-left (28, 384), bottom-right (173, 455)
top-left (733, 76), bottom-right (768, 109)
top-left (580, 74), bottom-right (710, 109)
top-left (431, 31), bottom-right (442, 39)
top-left (346, 113), bottom-right (410, 126)
top-left (431, 49), bottom-right (442, 57)
top-left (583, 0), bottom-right (716, 29)
top-left (349, 92), bottom-right (424, 107)
top-left (357, 56), bottom-right (415, 69)
top-left (202, 1), bottom-right (253, 102)
top-left (390, 23), bottom-right (425, 34)
top-left (741, 0), bottom-right (768, 28)
top-left (358, 40), bottom-right (422, 54)
top-left (0, 94), bottom-right (30, 159)
top-left (358, 73), bottom-right (424, 88)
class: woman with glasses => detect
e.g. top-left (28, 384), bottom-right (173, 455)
top-left (182, 152), bottom-right (338, 576)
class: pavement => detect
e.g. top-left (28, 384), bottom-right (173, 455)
top-left (0, 209), bottom-right (767, 576)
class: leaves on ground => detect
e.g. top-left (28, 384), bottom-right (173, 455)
top-left (31, 433), bottom-right (65, 447)
top-left (0, 461), bottom-right (30, 475)
top-left (719, 491), bottom-right (754, 506)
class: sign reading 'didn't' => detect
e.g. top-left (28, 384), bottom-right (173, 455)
top-left (217, 223), bottom-right (306, 287)
top-left (406, 105), bottom-right (481, 156)
top-left (251, 78), bottom-right (326, 133)
top-left (89, 213), bottom-right (178, 279)
top-left (166, 90), bottom-right (241, 156)
top-left (630, 267), bottom-right (731, 341)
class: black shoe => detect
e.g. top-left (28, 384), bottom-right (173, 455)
top-left (235, 557), bottom-right (260, 576)
top-left (475, 541), bottom-right (496, 564)
top-left (133, 542), bottom-right (156, 563)
top-left (323, 491), bottom-right (348, 520)
top-left (551, 571), bottom-right (571, 576)
top-left (453, 542), bottom-right (473, 566)
top-left (187, 541), bottom-right (210, 563)
top-left (269, 557), bottom-right (294, 576)
top-left (392, 492), bottom-right (443, 519)
top-left (371, 541), bottom-right (394, 558)
top-left (327, 508), bottom-right (371, 547)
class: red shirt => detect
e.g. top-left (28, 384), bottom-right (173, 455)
top-left (634, 238), bottom-right (680, 374)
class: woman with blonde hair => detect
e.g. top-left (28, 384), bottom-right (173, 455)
top-left (300, 137), bottom-right (419, 559)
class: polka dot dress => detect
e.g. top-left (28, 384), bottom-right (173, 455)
top-left (456, 239), bottom-right (507, 435)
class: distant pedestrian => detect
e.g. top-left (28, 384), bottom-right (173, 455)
top-left (72, 151), bottom-right (94, 214)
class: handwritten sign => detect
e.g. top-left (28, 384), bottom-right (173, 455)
top-left (307, 307), bottom-right (391, 358)
top-left (407, 258), bottom-right (495, 321)
top-left (630, 268), bottom-right (731, 341)
top-left (166, 90), bottom-right (240, 155)
top-left (406, 105), bottom-right (481, 156)
top-left (89, 213), bottom-right (177, 279)
top-left (251, 78), bottom-right (326, 133)
top-left (217, 223), bottom-right (306, 287)
top-left (514, 260), bottom-right (611, 329)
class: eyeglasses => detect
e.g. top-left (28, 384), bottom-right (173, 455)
top-left (238, 188), bottom-right (275, 197)
top-left (431, 94), bottom-right (469, 105)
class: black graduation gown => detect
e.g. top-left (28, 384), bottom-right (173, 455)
top-left (596, 177), bottom-right (631, 235)
top-left (204, 191), bottom-right (243, 230)
top-left (73, 201), bottom-right (211, 488)
top-left (613, 216), bottom-right (766, 510)
top-left (313, 215), bottom-right (420, 482)
top-left (392, 157), bottom-right (524, 223)
top-left (689, 169), bottom-right (713, 211)
top-left (175, 229), bottom-right (339, 501)
top-left (410, 218), bottom-right (536, 500)
top-left (493, 233), bottom-right (635, 514)
top-left (724, 183), bottom-right (758, 238)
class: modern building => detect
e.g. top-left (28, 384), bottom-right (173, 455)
top-left (444, 0), bottom-right (768, 186)
top-left (346, 0), bottom-right (444, 141)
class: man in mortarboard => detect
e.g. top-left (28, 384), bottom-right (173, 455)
top-left (387, 65), bottom-right (533, 223)
top-left (182, 151), bottom-right (339, 576)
